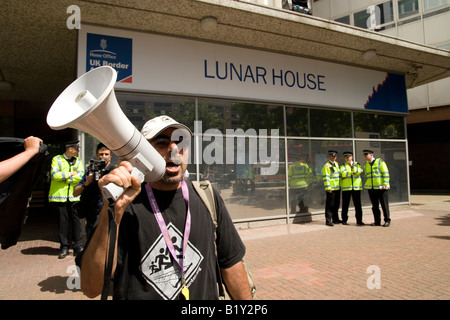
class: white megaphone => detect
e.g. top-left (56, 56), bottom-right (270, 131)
top-left (47, 66), bottom-right (166, 201)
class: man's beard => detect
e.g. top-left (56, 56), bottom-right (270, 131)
top-left (159, 154), bottom-right (186, 185)
top-left (159, 171), bottom-right (183, 185)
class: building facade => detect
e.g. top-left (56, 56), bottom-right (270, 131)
top-left (310, 0), bottom-right (450, 192)
top-left (79, 24), bottom-right (410, 226)
top-left (1, 0), bottom-right (449, 224)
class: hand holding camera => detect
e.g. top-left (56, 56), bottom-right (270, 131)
top-left (87, 158), bottom-right (107, 181)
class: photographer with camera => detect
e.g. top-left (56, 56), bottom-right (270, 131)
top-left (74, 143), bottom-right (115, 239)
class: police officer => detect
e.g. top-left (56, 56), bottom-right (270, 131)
top-left (288, 154), bottom-right (312, 214)
top-left (363, 149), bottom-right (391, 227)
top-left (340, 151), bottom-right (364, 225)
top-left (48, 140), bottom-right (84, 258)
top-left (322, 150), bottom-right (341, 226)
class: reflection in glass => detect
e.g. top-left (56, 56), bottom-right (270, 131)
top-left (356, 141), bottom-right (408, 205)
top-left (287, 140), bottom-right (313, 215)
top-left (354, 113), bottom-right (405, 139)
top-left (197, 138), bottom-right (286, 220)
top-left (117, 93), bottom-right (196, 133)
top-left (197, 99), bottom-right (284, 133)
top-left (310, 109), bottom-right (352, 138)
top-left (97, 92), bottom-right (410, 224)
top-left (398, 0), bottom-right (420, 19)
top-left (286, 106), bottom-right (309, 137)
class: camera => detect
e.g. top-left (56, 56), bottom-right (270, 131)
top-left (87, 158), bottom-right (107, 181)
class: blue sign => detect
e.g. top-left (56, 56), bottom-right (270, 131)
top-left (86, 33), bottom-right (132, 83)
top-left (364, 73), bottom-right (408, 113)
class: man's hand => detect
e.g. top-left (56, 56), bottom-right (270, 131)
top-left (98, 161), bottom-right (141, 223)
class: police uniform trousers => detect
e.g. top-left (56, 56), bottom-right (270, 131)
top-left (325, 190), bottom-right (341, 224)
top-left (341, 190), bottom-right (363, 224)
top-left (290, 187), bottom-right (308, 214)
top-left (368, 189), bottom-right (390, 224)
top-left (52, 202), bottom-right (83, 251)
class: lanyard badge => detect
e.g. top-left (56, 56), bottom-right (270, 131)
top-left (145, 180), bottom-right (191, 300)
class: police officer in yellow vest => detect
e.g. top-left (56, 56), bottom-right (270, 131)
top-left (48, 140), bottom-right (84, 258)
top-left (288, 154), bottom-right (312, 214)
top-left (340, 151), bottom-right (364, 225)
top-left (322, 150), bottom-right (341, 226)
top-left (363, 149), bottom-right (391, 227)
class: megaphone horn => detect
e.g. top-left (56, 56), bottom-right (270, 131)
top-left (47, 66), bottom-right (166, 201)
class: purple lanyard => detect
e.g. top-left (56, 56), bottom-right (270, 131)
top-left (145, 180), bottom-right (191, 281)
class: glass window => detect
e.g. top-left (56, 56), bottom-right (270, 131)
top-left (354, 8), bottom-right (371, 29)
top-left (200, 138), bottom-right (286, 220)
top-left (398, 0), bottom-right (420, 19)
top-left (97, 93), bottom-right (410, 223)
top-left (310, 109), bottom-right (352, 138)
top-left (307, 139), bottom-right (354, 210)
top-left (354, 1), bottom-right (394, 29)
top-left (355, 141), bottom-right (409, 204)
top-left (197, 99), bottom-right (284, 133)
top-left (196, 99), bottom-right (286, 220)
top-left (438, 43), bottom-right (450, 51)
top-left (287, 139), bottom-right (313, 215)
top-left (335, 15), bottom-right (350, 25)
top-left (116, 93), bottom-right (196, 133)
top-left (354, 113), bottom-right (405, 139)
top-left (424, 0), bottom-right (448, 11)
top-left (286, 106), bottom-right (309, 137)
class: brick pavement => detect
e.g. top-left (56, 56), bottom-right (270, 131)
top-left (0, 195), bottom-right (448, 300)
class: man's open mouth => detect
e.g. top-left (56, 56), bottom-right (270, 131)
top-left (166, 161), bottom-right (180, 173)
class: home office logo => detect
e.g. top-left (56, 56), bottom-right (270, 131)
top-left (86, 33), bottom-right (133, 83)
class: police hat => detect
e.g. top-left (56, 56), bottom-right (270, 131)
top-left (328, 150), bottom-right (338, 156)
top-left (343, 151), bottom-right (353, 157)
top-left (65, 140), bottom-right (80, 148)
top-left (363, 149), bottom-right (373, 155)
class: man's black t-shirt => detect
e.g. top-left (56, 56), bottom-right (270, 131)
top-left (113, 181), bottom-right (245, 300)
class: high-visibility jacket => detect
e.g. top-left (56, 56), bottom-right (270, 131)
top-left (322, 161), bottom-right (340, 191)
top-left (364, 158), bottom-right (390, 190)
top-left (48, 155), bottom-right (84, 203)
top-left (288, 162), bottom-right (312, 189)
top-left (340, 162), bottom-right (362, 191)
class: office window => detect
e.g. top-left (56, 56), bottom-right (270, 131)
top-left (424, 0), bottom-right (448, 11)
top-left (355, 141), bottom-right (409, 203)
top-left (398, 0), bottom-right (420, 19)
top-left (438, 43), bottom-right (450, 51)
top-left (354, 1), bottom-right (393, 29)
top-left (286, 106), bottom-right (309, 137)
top-left (335, 15), bottom-right (350, 25)
top-left (310, 109), bottom-right (352, 138)
top-left (354, 113), bottom-right (405, 139)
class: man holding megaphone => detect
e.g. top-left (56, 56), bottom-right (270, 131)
top-left (77, 116), bottom-right (252, 300)
top-left (47, 67), bottom-right (252, 300)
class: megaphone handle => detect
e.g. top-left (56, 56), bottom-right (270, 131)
top-left (102, 167), bottom-right (145, 202)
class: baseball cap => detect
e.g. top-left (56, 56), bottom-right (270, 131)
top-left (141, 115), bottom-right (193, 140)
